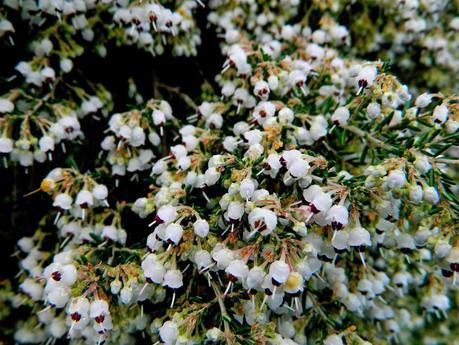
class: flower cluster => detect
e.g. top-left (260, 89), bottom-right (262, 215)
top-left (0, 88), bottom-right (91, 167)
top-left (208, 0), bottom-right (459, 93)
top-left (3, 0), bottom-right (200, 61)
top-left (101, 99), bottom-right (174, 177)
top-left (0, 1), bottom-right (458, 345)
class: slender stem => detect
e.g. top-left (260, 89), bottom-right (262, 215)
top-left (342, 124), bottom-right (395, 152)
top-left (157, 83), bottom-right (198, 111)
top-left (210, 281), bottom-right (233, 344)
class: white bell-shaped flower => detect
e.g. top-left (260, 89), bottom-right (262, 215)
top-left (245, 266), bottom-right (265, 291)
top-left (348, 227), bottom-right (371, 249)
top-left (143, 261), bottom-right (166, 284)
top-left (165, 223), bottom-right (183, 245)
top-left (288, 159), bottom-right (309, 179)
top-left (47, 287), bottom-right (70, 308)
top-left (155, 205), bottom-right (177, 224)
top-left (248, 208), bottom-right (277, 236)
top-left (332, 230), bottom-right (349, 252)
top-left (226, 201), bottom-right (244, 223)
top-left (204, 167), bottom-right (221, 186)
top-left (240, 178), bottom-right (256, 200)
top-left (269, 260), bottom-right (290, 286)
top-left (76, 190), bottom-right (94, 208)
top-left (194, 250), bottom-right (213, 270)
top-left (90, 299), bottom-right (110, 320)
top-left (423, 186), bottom-right (439, 204)
top-left (331, 107), bottom-right (350, 126)
top-left (415, 93), bottom-right (432, 108)
top-left (432, 104), bottom-right (448, 124)
top-left (212, 247), bottom-right (234, 269)
top-left (53, 193), bottom-right (73, 210)
top-left (324, 334), bottom-right (343, 345)
top-left (159, 321), bottom-right (178, 345)
top-left (311, 192), bottom-right (333, 213)
top-left (0, 137), bottom-right (13, 153)
top-left (386, 169), bottom-right (406, 189)
top-left (326, 205), bottom-right (349, 229)
top-left (225, 259), bottom-right (249, 281)
top-left (163, 269), bottom-right (183, 289)
top-left (92, 184), bottom-right (108, 200)
top-left (193, 219), bottom-right (209, 238)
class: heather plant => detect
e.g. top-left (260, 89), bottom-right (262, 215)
top-left (0, 1), bottom-right (458, 345)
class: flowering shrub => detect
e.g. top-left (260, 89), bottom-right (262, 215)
top-left (0, 1), bottom-right (458, 345)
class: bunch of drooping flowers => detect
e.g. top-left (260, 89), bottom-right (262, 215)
top-left (0, 0), bottom-right (458, 345)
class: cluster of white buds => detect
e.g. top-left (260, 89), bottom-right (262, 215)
top-left (112, 1), bottom-right (201, 56)
top-left (3, 0), bottom-right (201, 61)
top-left (0, 93), bottom-right (86, 167)
top-left (101, 99), bottom-right (174, 177)
top-left (40, 168), bottom-right (109, 224)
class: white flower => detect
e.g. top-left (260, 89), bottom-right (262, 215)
top-left (245, 267), bottom-right (265, 291)
top-left (225, 259), bottom-right (249, 281)
top-left (279, 107), bottom-right (294, 123)
top-left (240, 178), bottom-right (256, 200)
top-left (41, 66), bottom-right (55, 82)
top-left (60, 58), bottom-right (73, 73)
top-left (102, 225), bottom-right (118, 242)
top-left (194, 250), bottom-right (213, 270)
top-left (90, 300), bottom-right (110, 321)
top-left (38, 136), bottom-right (55, 152)
top-left (110, 280), bottom-right (122, 295)
top-left (143, 257), bottom-right (166, 284)
top-left (423, 186), bottom-right (439, 204)
top-left (193, 219), bottom-right (209, 238)
top-left (324, 334), bottom-right (343, 345)
top-left (163, 269), bottom-right (183, 289)
top-left (348, 227), bottom-right (371, 248)
top-left (76, 190), bottom-right (94, 208)
top-left (47, 287), bottom-right (70, 308)
top-left (248, 208), bottom-right (277, 236)
top-left (165, 223), bottom-right (183, 245)
top-left (226, 201), bottom-right (245, 222)
top-left (367, 102), bottom-right (381, 119)
top-left (331, 107), bottom-right (350, 126)
top-left (212, 247), bottom-right (234, 269)
top-left (159, 321), bottom-right (178, 345)
top-left (415, 93), bottom-right (432, 108)
top-left (432, 104), bottom-right (448, 124)
top-left (0, 137), bottom-right (13, 153)
top-left (254, 80), bottom-right (270, 99)
top-left (204, 167), bottom-right (221, 186)
top-left (120, 286), bottom-right (133, 304)
top-left (332, 230), bottom-right (349, 252)
top-left (68, 297), bottom-right (90, 321)
top-left (387, 169), bottom-right (406, 189)
top-left (92, 184), bottom-right (108, 200)
top-left (156, 205), bottom-right (177, 224)
top-left (414, 154), bottom-right (431, 174)
top-left (409, 184), bottom-right (423, 203)
top-left (0, 98), bottom-right (14, 113)
top-left (288, 159), bottom-right (309, 179)
top-left (311, 192), bottom-right (333, 213)
top-left (269, 260), bottom-right (290, 285)
top-left (356, 65), bottom-right (377, 91)
top-left (326, 205), bottom-right (349, 229)
top-left (53, 193), bottom-right (73, 210)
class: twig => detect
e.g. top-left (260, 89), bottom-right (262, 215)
top-left (342, 125), bottom-right (395, 152)
top-left (210, 281), bottom-right (233, 344)
top-left (157, 83), bottom-right (198, 111)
